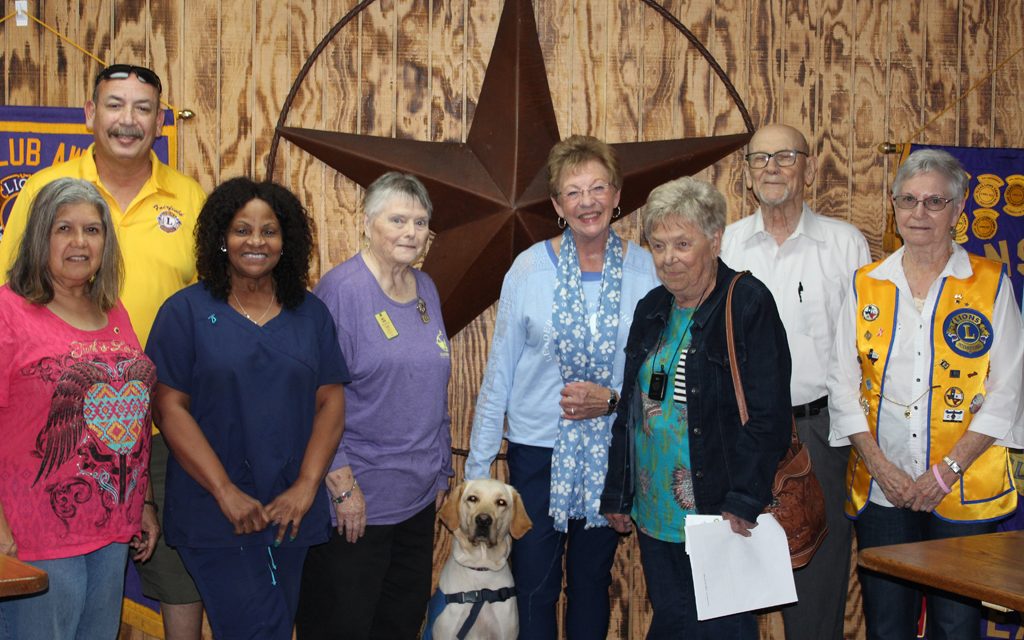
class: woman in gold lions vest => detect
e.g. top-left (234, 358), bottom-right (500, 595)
top-left (827, 149), bottom-right (1024, 640)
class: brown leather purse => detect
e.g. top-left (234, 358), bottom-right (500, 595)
top-left (725, 272), bottom-right (828, 569)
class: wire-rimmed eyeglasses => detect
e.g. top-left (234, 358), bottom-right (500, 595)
top-left (891, 195), bottom-right (955, 211)
top-left (558, 182), bottom-right (615, 203)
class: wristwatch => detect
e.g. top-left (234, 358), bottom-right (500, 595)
top-left (606, 389), bottom-right (620, 416)
top-left (942, 456), bottom-right (964, 477)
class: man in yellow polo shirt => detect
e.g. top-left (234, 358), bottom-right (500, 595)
top-left (0, 64), bottom-right (206, 640)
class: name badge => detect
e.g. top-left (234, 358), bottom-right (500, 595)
top-left (375, 311), bottom-right (398, 339)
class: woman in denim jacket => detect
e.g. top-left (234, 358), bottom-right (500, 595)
top-left (601, 176), bottom-right (792, 639)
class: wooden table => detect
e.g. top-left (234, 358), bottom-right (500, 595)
top-left (0, 555), bottom-right (48, 598)
top-left (858, 530), bottom-right (1024, 612)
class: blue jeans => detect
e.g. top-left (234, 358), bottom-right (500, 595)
top-left (855, 502), bottom-right (997, 640)
top-left (0, 542), bottom-right (128, 640)
top-left (507, 443), bottom-right (619, 640)
top-left (637, 530), bottom-right (757, 639)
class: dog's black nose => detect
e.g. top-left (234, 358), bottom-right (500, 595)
top-left (475, 514), bottom-right (492, 528)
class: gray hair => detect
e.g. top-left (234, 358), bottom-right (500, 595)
top-left (7, 177), bottom-right (123, 311)
top-left (363, 172), bottom-right (433, 220)
top-left (642, 176), bottom-right (727, 241)
top-left (892, 149), bottom-right (969, 205)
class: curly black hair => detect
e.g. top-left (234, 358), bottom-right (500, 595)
top-left (195, 177), bottom-right (313, 309)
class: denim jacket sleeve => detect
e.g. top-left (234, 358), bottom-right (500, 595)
top-left (713, 274), bottom-right (793, 522)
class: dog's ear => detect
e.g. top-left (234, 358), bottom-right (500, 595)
top-left (438, 482), bottom-right (464, 532)
top-left (508, 487), bottom-right (533, 539)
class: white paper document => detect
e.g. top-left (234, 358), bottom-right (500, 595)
top-left (685, 513), bottom-right (797, 620)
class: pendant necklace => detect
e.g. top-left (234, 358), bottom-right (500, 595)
top-left (232, 290), bottom-right (275, 324)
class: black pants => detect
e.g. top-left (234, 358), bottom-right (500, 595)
top-left (295, 502), bottom-right (435, 640)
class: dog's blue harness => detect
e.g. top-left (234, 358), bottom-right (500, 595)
top-left (423, 585), bottom-right (517, 640)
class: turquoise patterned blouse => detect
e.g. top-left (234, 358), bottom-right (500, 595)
top-left (633, 304), bottom-right (697, 543)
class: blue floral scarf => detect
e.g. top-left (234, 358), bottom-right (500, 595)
top-left (549, 228), bottom-right (624, 531)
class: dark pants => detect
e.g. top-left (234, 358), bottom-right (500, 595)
top-left (177, 544), bottom-right (307, 640)
top-left (783, 408), bottom-right (853, 640)
top-left (855, 502), bottom-right (997, 640)
top-left (637, 530), bottom-right (757, 639)
top-left (295, 502), bottom-right (435, 640)
top-left (507, 443), bottom-right (619, 640)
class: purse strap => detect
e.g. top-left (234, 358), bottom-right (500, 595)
top-left (726, 272), bottom-right (801, 445)
top-left (725, 272), bottom-right (749, 425)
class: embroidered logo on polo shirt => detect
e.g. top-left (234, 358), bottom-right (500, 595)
top-left (154, 205), bottom-right (184, 233)
top-left (942, 308), bottom-right (993, 358)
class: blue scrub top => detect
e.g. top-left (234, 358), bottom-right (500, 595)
top-left (147, 284), bottom-right (350, 548)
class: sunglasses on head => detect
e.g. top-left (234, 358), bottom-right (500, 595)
top-left (94, 64), bottom-right (163, 94)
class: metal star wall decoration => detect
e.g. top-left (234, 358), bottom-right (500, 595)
top-left (280, 0), bottom-right (750, 334)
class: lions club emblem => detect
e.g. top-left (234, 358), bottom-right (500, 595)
top-left (943, 308), bottom-right (993, 358)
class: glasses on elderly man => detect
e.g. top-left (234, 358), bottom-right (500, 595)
top-left (744, 149), bottom-right (808, 169)
top-left (558, 182), bottom-right (614, 203)
top-left (94, 64), bottom-right (163, 94)
top-left (891, 195), bottom-right (955, 211)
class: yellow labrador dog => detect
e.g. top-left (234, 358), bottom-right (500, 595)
top-left (428, 479), bottom-right (532, 640)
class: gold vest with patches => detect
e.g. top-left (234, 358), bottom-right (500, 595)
top-left (845, 253), bottom-right (1016, 522)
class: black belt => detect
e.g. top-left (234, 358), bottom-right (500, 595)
top-left (793, 396), bottom-right (828, 418)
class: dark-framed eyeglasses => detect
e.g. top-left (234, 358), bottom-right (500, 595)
top-left (892, 195), bottom-right (955, 211)
top-left (94, 64), bottom-right (163, 94)
top-left (744, 149), bottom-right (808, 169)
top-left (558, 182), bottom-right (614, 203)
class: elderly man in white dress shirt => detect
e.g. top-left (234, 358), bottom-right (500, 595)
top-left (720, 123), bottom-right (871, 640)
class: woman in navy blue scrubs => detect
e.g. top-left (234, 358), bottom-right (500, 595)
top-left (147, 178), bottom-right (349, 640)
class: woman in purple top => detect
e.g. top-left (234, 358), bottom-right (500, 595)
top-left (297, 172), bottom-right (454, 639)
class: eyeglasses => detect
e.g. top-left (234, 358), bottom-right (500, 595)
top-left (558, 182), bottom-right (614, 203)
top-left (744, 150), bottom-right (808, 169)
top-left (94, 64), bottom-right (163, 94)
top-left (891, 195), bottom-right (955, 211)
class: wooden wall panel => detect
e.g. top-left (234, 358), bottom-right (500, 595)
top-left (4, 2), bottom-right (1022, 639)
top-left (217, 0), bottom-right (254, 180)
top-left (992, 0), bottom-right (1024, 148)
top-left (960, 0), bottom-right (996, 146)
top-left (180, 0), bottom-right (220, 193)
top-left (709, 0), bottom-right (751, 211)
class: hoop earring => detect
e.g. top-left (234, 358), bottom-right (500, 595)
top-left (557, 217), bottom-right (567, 229)
top-left (612, 206), bottom-right (622, 220)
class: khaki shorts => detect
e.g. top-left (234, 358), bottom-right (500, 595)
top-left (134, 434), bottom-right (202, 604)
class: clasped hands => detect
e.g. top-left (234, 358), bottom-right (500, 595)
top-left (215, 481), bottom-right (317, 546)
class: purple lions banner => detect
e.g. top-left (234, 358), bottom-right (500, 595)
top-left (0, 104), bottom-right (176, 636)
top-left (0, 105), bottom-right (176, 242)
top-left (899, 145), bottom-right (1024, 639)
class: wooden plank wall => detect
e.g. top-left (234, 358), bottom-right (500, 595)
top-left (3, 1), bottom-right (1022, 638)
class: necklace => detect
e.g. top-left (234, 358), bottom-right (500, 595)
top-left (879, 385), bottom-right (938, 419)
top-left (231, 290), bottom-right (275, 324)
